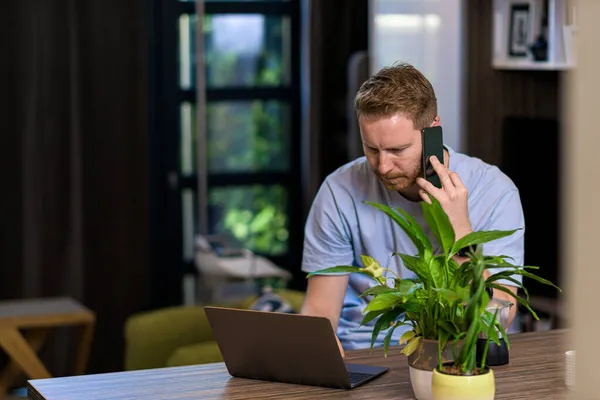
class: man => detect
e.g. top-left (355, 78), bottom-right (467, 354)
top-left (300, 63), bottom-right (523, 355)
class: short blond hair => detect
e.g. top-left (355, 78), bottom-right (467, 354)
top-left (354, 63), bottom-right (437, 131)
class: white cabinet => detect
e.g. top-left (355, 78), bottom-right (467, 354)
top-left (492, 0), bottom-right (576, 70)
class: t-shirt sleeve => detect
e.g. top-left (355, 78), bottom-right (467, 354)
top-left (480, 189), bottom-right (525, 286)
top-left (301, 179), bottom-right (355, 274)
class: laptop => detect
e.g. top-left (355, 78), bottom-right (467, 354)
top-left (204, 306), bottom-right (388, 389)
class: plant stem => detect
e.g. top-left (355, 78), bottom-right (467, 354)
top-left (437, 336), bottom-right (443, 372)
top-left (480, 335), bottom-right (491, 371)
top-left (480, 308), bottom-right (499, 370)
top-left (381, 268), bottom-right (402, 281)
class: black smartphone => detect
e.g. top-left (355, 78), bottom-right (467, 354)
top-left (421, 126), bottom-right (444, 189)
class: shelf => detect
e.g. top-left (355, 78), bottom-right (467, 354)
top-left (492, 0), bottom-right (576, 71)
top-left (492, 59), bottom-right (574, 71)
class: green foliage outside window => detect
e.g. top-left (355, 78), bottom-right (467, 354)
top-left (202, 14), bottom-right (290, 256)
top-left (209, 186), bottom-right (288, 255)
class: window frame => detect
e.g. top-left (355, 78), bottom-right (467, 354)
top-left (149, 0), bottom-right (302, 307)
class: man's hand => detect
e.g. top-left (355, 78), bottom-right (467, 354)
top-left (416, 155), bottom-right (472, 240)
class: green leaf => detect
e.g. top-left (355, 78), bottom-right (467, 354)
top-left (504, 277), bottom-right (529, 300)
top-left (428, 257), bottom-right (446, 288)
top-left (306, 266), bottom-right (364, 277)
top-left (486, 266), bottom-right (561, 296)
top-left (446, 258), bottom-right (460, 284)
top-left (382, 323), bottom-right (398, 357)
top-left (437, 320), bottom-right (459, 336)
top-left (399, 330), bottom-right (416, 345)
top-left (421, 196), bottom-right (455, 256)
top-left (402, 297), bottom-right (422, 313)
top-left (480, 309), bottom-right (500, 370)
top-left (517, 270), bottom-right (562, 292)
top-left (486, 269), bottom-right (523, 283)
top-left (494, 319), bottom-right (510, 350)
top-left (480, 311), bottom-right (501, 346)
top-left (517, 265), bottom-right (540, 270)
top-left (364, 293), bottom-right (404, 312)
top-left (455, 286), bottom-right (470, 303)
top-left (382, 321), bottom-right (413, 357)
top-left (480, 290), bottom-right (491, 314)
top-left (488, 283), bottom-right (539, 320)
top-left (360, 285), bottom-right (398, 298)
top-left (451, 230), bottom-right (519, 255)
top-left (366, 202), bottom-right (431, 255)
top-left (401, 336), bottom-right (421, 356)
top-left (452, 260), bottom-right (474, 287)
top-left (482, 255), bottom-right (516, 266)
top-left (370, 308), bottom-right (404, 348)
top-left (486, 275), bottom-right (529, 301)
top-left (395, 279), bottom-right (421, 296)
top-left (360, 310), bottom-right (386, 325)
top-left (396, 254), bottom-right (429, 283)
top-left (393, 206), bottom-right (433, 258)
top-left (458, 318), bottom-right (480, 372)
top-left (434, 288), bottom-right (462, 302)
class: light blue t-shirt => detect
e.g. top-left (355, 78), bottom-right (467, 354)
top-left (301, 146), bottom-right (525, 350)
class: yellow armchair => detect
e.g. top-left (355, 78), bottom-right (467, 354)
top-left (124, 289), bottom-right (305, 370)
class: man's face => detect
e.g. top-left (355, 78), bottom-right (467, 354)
top-left (360, 113), bottom-right (429, 192)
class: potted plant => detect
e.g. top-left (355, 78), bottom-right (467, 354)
top-left (430, 245), bottom-right (502, 400)
top-left (307, 197), bottom-right (561, 400)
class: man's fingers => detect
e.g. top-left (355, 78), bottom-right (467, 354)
top-left (419, 190), bottom-right (431, 204)
top-left (448, 171), bottom-right (466, 190)
top-left (416, 177), bottom-right (442, 198)
top-left (429, 155), bottom-right (454, 190)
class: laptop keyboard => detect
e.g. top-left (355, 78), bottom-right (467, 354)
top-left (348, 371), bottom-right (374, 385)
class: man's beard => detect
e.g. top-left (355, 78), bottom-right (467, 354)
top-left (375, 163), bottom-right (423, 192)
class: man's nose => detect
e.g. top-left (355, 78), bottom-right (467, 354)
top-left (378, 152), bottom-right (394, 176)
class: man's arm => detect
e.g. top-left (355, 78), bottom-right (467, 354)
top-left (300, 179), bottom-right (354, 357)
top-left (478, 189), bottom-right (525, 328)
top-left (418, 156), bottom-right (524, 328)
top-left (301, 275), bottom-right (349, 357)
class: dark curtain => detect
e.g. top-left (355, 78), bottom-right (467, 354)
top-left (304, 0), bottom-right (368, 206)
top-left (0, 0), bottom-right (150, 375)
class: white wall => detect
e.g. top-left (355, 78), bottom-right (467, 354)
top-left (369, 0), bottom-right (465, 152)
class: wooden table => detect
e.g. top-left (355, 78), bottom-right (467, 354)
top-left (0, 297), bottom-right (95, 400)
top-left (28, 329), bottom-right (569, 400)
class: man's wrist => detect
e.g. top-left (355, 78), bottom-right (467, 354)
top-left (453, 225), bottom-right (472, 241)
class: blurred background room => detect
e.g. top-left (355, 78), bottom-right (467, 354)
top-left (0, 0), bottom-right (575, 397)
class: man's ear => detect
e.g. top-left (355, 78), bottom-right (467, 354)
top-left (431, 116), bottom-right (441, 127)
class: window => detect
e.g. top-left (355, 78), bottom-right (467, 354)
top-left (150, 0), bottom-right (301, 305)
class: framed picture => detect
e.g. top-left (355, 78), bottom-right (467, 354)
top-left (508, 3), bottom-right (531, 57)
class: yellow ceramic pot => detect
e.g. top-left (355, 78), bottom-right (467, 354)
top-left (431, 368), bottom-right (495, 400)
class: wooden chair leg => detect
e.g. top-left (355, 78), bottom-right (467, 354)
top-left (0, 328), bottom-right (51, 380)
top-left (0, 328), bottom-right (49, 400)
top-left (73, 321), bottom-right (94, 375)
top-left (0, 360), bottom-right (21, 400)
